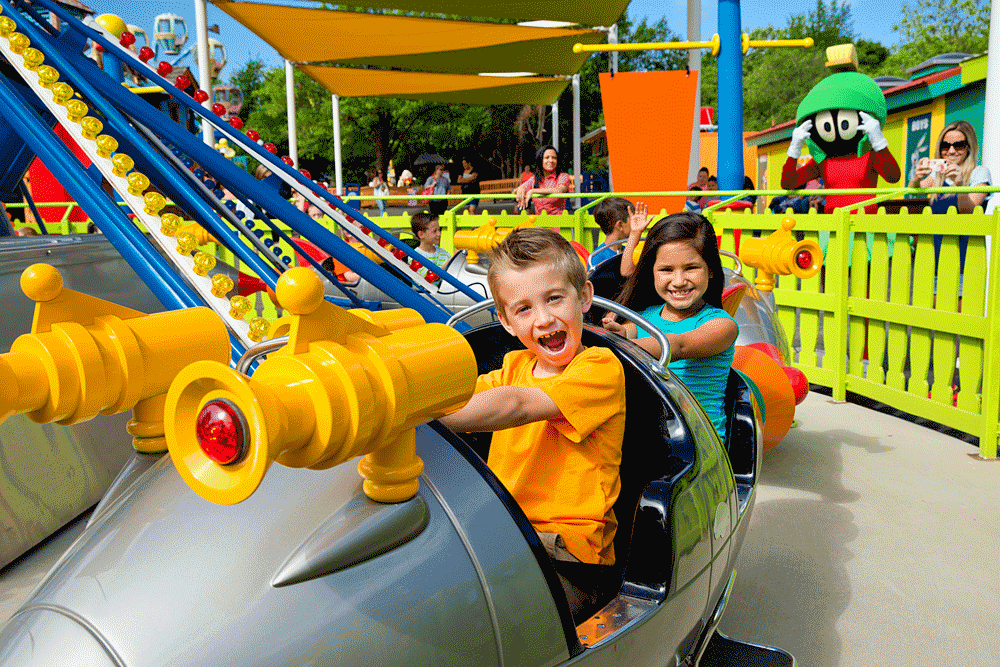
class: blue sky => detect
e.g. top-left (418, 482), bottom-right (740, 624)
top-left (86, 0), bottom-right (906, 83)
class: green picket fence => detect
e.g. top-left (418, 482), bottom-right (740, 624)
top-left (713, 206), bottom-right (999, 459)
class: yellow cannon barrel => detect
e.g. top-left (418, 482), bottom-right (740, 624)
top-left (165, 267), bottom-right (478, 505)
top-left (738, 217), bottom-right (823, 291)
top-left (0, 264), bottom-right (230, 433)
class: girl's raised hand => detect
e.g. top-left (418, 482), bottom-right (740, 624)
top-left (628, 203), bottom-right (649, 235)
top-left (602, 313), bottom-right (627, 337)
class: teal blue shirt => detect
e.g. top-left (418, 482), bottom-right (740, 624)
top-left (636, 304), bottom-right (736, 440)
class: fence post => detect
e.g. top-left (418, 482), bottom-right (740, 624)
top-left (573, 207), bottom-right (587, 248)
top-left (978, 220), bottom-right (1000, 458)
top-left (829, 208), bottom-right (851, 401)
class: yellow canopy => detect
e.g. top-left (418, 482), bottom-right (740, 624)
top-left (299, 65), bottom-right (570, 105)
top-left (213, 2), bottom-right (605, 75)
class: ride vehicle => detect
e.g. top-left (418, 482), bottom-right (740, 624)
top-left (0, 4), bottom-right (795, 661)
top-left (0, 264), bottom-right (793, 666)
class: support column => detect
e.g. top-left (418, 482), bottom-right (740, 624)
top-left (716, 0), bottom-right (744, 191)
top-left (552, 101), bottom-right (559, 149)
top-left (687, 0), bottom-right (702, 185)
top-left (572, 73), bottom-right (581, 211)
top-left (285, 60), bottom-right (298, 168)
top-left (194, 0), bottom-right (213, 146)
top-left (332, 94), bottom-right (343, 195)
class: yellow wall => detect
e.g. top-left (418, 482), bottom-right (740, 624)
top-left (696, 131), bottom-right (758, 185)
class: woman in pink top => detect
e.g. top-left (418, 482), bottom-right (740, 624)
top-left (516, 144), bottom-right (571, 215)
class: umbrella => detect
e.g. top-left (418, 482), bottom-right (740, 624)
top-left (414, 153), bottom-right (446, 166)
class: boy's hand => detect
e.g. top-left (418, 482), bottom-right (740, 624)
top-left (628, 203), bottom-right (649, 236)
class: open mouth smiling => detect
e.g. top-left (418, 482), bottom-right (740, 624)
top-left (538, 330), bottom-right (567, 352)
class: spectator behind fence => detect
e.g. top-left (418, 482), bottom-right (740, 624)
top-left (910, 120), bottom-right (992, 214)
top-left (457, 157), bottom-right (481, 214)
top-left (909, 120), bottom-right (992, 272)
top-left (516, 145), bottom-right (571, 215)
top-left (423, 164), bottom-right (451, 216)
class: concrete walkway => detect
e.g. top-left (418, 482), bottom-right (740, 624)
top-left (718, 391), bottom-right (999, 667)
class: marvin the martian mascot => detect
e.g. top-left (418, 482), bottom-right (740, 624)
top-left (781, 45), bottom-right (901, 213)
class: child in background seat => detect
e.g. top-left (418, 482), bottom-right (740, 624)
top-left (441, 227), bottom-right (626, 620)
top-left (602, 211), bottom-right (737, 441)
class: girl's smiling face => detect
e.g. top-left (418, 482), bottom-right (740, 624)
top-left (653, 241), bottom-right (710, 321)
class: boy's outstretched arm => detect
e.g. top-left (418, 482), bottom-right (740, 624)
top-left (440, 386), bottom-right (563, 433)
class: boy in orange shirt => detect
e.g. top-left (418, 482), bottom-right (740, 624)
top-left (441, 228), bottom-right (625, 618)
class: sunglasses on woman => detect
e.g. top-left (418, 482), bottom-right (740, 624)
top-left (940, 139), bottom-right (969, 151)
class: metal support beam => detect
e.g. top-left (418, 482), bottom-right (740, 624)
top-left (194, 0), bottom-right (213, 146)
top-left (285, 59), bottom-right (298, 168)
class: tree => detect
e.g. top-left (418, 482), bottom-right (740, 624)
top-left (230, 58), bottom-right (268, 124)
top-left (881, 0), bottom-right (990, 76)
top-left (856, 39), bottom-right (890, 76)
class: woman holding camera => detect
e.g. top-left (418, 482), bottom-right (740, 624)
top-left (910, 120), bottom-right (991, 214)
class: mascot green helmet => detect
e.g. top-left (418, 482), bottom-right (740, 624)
top-left (796, 72), bottom-right (888, 161)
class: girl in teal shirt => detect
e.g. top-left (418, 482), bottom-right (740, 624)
top-left (603, 210), bottom-right (738, 440)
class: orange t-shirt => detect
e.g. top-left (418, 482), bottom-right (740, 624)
top-left (477, 347), bottom-right (625, 565)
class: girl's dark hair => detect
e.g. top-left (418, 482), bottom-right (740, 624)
top-left (616, 211), bottom-right (725, 313)
top-left (532, 144), bottom-right (559, 188)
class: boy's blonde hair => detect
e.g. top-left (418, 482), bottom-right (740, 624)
top-left (488, 227), bottom-right (587, 316)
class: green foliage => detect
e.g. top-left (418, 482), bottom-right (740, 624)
top-left (880, 0), bottom-right (990, 76)
top-left (856, 39), bottom-right (891, 75)
top-left (230, 58), bottom-right (268, 123)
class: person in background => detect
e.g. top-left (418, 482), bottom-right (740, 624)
top-left (370, 172), bottom-right (389, 216)
top-left (910, 120), bottom-right (991, 214)
top-left (516, 145), bottom-right (571, 215)
top-left (410, 211), bottom-right (450, 278)
top-left (688, 166), bottom-right (710, 190)
top-left (685, 186), bottom-right (703, 213)
top-left (700, 176), bottom-right (722, 208)
top-left (423, 164), bottom-right (451, 216)
top-left (457, 157), bottom-right (480, 214)
top-left (590, 197), bottom-right (636, 268)
top-left (910, 119), bottom-right (992, 272)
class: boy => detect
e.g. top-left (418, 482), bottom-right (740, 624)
top-left (685, 186), bottom-right (703, 213)
top-left (410, 212), bottom-right (450, 277)
top-left (589, 197), bottom-right (634, 268)
top-left (440, 228), bottom-right (626, 619)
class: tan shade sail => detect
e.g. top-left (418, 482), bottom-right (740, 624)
top-left (305, 0), bottom-right (630, 27)
top-left (299, 65), bottom-right (570, 105)
top-left (213, 1), bottom-right (605, 75)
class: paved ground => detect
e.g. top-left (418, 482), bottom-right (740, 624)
top-left (3, 394), bottom-right (997, 666)
top-left (718, 391), bottom-right (999, 667)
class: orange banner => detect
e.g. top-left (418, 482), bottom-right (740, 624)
top-left (599, 71), bottom-right (698, 216)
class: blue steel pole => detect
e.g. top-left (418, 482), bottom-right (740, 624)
top-left (716, 0), bottom-right (745, 192)
top-left (0, 76), bottom-right (198, 312)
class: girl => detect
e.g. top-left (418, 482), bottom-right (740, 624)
top-left (603, 209), bottom-right (738, 440)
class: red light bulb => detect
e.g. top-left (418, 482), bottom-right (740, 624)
top-left (195, 400), bottom-right (246, 465)
top-left (299, 168), bottom-right (311, 179)
top-left (246, 129), bottom-right (260, 142)
top-left (157, 61), bottom-right (173, 76)
top-left (281, 156), bottom-right (294, 166)
top-left (212, 103), bottom-right (226, 116)
top-left (229, 117), bottom-right (244, 129)
top-left (263, 143), bottom-right (277, 155)
top-left (138, 46), bottom-right (154, 62)
top-left (425, 271), bottom-right (439, 283)
top-left (392, 248), bottom-right (407, 260)
top-left (359, 226), bottom-right (370, 235)
top-left (795, 249), bottom-right (813, 270)
top-left (193, 89), bottom-right (208, 103)
top-left (119, 31), bottom-right (136, 47)
top-left (409, 259), bottom-right (421, 271)
top-left (175, 74), bottom-right (191, 90)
